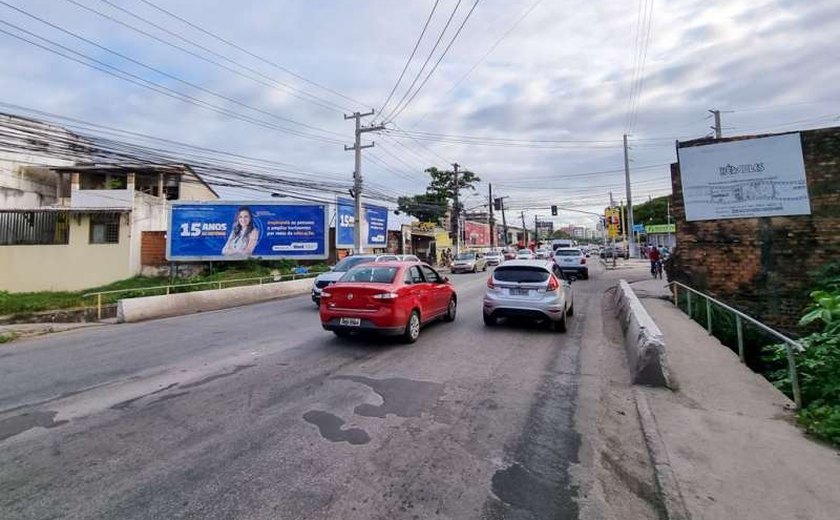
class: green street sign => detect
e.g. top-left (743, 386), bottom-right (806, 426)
top-left (645, 223), bottom-right (676, 234)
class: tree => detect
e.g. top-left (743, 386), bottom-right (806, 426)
top-left (425, 166), bottom-right (480, 201)
top-left (396, 194), bottom-right (448, 224)
top-left (634, 195), bottom-right (672, 225)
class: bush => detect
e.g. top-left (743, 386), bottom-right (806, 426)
top-left (763, 286), bottom-right (840, 446)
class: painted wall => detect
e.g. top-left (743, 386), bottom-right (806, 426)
top-left (0, 214), bottom-right (131, 293)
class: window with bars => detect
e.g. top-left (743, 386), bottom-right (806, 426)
top-left (0, 212), bottom-right (70, 245)
top-left (89, 214), bottom-right (120, 244)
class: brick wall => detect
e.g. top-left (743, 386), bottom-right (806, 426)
top-left (141, 231), bottom-right (167, 266)
top-left (669, 126), bottom-right (840, 334)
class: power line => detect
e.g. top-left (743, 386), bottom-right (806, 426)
top-left (135, 0), bottom-right (369, 109)
top-left (58, 0), bottom-right (348, 114)
top-left (378, 0), bottom-right (441, 117)
top-left (380, 0), bottom-right (465, 123)
top-left (411, 0), bottom-right (544, 127)
top-left (384, 0), bottom-right (482, 124)
top-left (0, 20), bottom-right (345, 145)
top-left (0, 2), bottom-right (346, 139)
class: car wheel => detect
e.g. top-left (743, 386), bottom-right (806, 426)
top-left (566, 302), bottom-right (574, 316)
top-left (483, 264), bottom-right (487, 272)
top-left (551, 313), bottom-right (567, 333)
top-left (582, 271), bottom-right (589, 280)
top-left (403, 310), bottom-right (421, 344)
top-left (472, 266), bottom-right (477, 273)
top-left (443, 298), bottom-right (457, 322)
top-left (483, 313), bottom-right (496, 326)
top-left (333, 330), bottom-right (351, 338)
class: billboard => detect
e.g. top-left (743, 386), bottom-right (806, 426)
top-left (605, 207), bottom-right (621, 238)
top-left (167, 202), bottom-right (328, 261)
top-left (336, 197), bottom-right (388, 249)
top-left (464, 220), bottom-right (490, 246)
top-left (679, 133), bottom-right (811, 221)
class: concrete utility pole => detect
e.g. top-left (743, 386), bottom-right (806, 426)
top-left (499, 196), bottom-right (509, 247)
top-left (520, 211), bottom-right (527, 246)
top-left (709, 109), bottom-right (722, 139)
top-left (488, 183), bottom-right (495, 248)
top-left (534, 215), bottom-right (539, 246)
top-left (452, 163), bottom-right (461, 255)
top-left (623, 134), bottom-right (637, 258)
top-left (345, 110), bottom-right (384, 254)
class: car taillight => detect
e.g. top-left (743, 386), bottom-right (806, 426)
top-left (372, 292), bottom-right (399, 300)
top-left (321, 291), bottom-right (331, 298)
top-left (547, 275), bottom-right (560, 291)
top-left (580, 257), bottom-right (586, 264)
top-left (486, 277), bottom-right (496, 289)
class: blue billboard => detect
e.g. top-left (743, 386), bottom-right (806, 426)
top-left (335, 197), bottom-right (388, 249)
top-left (167, 202), bottom-right (328, 261)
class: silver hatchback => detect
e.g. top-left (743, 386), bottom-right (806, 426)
top-left (482, 260), bottom-right (574, 332)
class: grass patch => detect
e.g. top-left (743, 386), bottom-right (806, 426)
top-left (0, 331), bottom-right (17, 343)
top-left (0, 261), bottom-right (328, 316)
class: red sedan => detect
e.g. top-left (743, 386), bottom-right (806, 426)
top-left (320, 261), bottom-right (457, 343)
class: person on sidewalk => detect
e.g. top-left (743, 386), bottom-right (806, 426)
top-left (648, 244), bottom-right (661, 275)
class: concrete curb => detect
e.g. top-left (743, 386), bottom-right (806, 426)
top-left (634, 388), bottom-right (691, 520)
top-left (614, 280), bottom-right (673, 387)
top-left (117, 278), bottom-right (313, 323)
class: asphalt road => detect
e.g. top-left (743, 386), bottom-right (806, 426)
top-left (0, 262), bottom-right (611, 520)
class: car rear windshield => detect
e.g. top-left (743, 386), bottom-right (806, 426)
top-left (555, 250), bottom-right (581, 256)
top-left (494, 266), bottom-right (550, 283)
top-left (455, 253), bottom-right (476, 260)
top-left (332, 256), bottom-right (376, 271)
top-left (340, 266), bottom-right (398, 283)
top-left (517, 249), bottom-right (531, 254)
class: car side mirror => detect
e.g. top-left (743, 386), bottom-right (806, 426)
top-left (442, 276), bottom-right (450, 283)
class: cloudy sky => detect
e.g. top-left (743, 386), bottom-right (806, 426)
top-left (1, 0), bottom-right (838, 229)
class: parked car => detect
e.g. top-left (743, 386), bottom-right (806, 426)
top-left (320, 261), bottom-right (456, 343)
top-left (482, 260), bottom-right (574, 332)
top-left (553, 248), bottom-right (588, 279)
top-left (515, 248), bottom-right (535, 260)
top-left (451, 251), bottom-right (487, 273)
top-left (311, 254), bottom-right (399, 306)
top-left (485, 250), bottom-right (504, 266)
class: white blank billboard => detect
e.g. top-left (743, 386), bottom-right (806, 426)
top-left (679, 133), bottom-right (811, 221)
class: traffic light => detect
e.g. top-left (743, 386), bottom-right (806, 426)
top-left (551, 205), bottom-right (558, 216)
top-left (494, 198), bottom-right (502, 211)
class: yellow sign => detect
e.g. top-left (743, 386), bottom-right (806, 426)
top-left (605, 208), bottom-right (620, 239)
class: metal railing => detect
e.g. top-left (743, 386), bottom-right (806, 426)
top-left (667, 281), bottom-right (803, 409)
top-left (84, 270), bottom-right (328, 321)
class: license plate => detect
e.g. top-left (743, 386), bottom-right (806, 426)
top-left (509, 288), bottom-right (530, 296)
top-left (339, 317), bottom-right (361, 326)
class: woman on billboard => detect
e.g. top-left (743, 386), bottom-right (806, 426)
top-left (222, 206), bottom-right (260, 256)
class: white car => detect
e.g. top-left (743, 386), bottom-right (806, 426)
top-left (515, 248), bottom-right (535, 260)
top-left (485, 251), bottom-right (503, 266)
top-left (553, 248), bottom-right (588, 280)
top-left (311, 254), bottom-right (398, 305)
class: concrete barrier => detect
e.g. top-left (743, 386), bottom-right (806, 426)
top-left (117, 278), bottom-right (314, 323)
top-left (614, 279), bottom-right (672, 388)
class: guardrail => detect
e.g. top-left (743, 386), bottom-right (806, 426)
top-left (84, 270), bottom-right (328, 321)
top-left (667, 281), bottom-right (803, 409)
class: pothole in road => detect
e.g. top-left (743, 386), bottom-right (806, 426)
top-left (302, 410), bottom-right (370, 445)
top-left (0, 411), bottom-right (68, 442)
top-left (334, 375), bottom-right (444, 419)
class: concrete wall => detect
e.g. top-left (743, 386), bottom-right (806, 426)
top-left (178, 170), bottom-right (218, 201)
top-left (0, 213), bottom-right (131, 293)
top-left (669, 126), bottom-right (840, 333)
top-left (614, 280), bottom-right (672, 387)
top-left (118, 278), bottom-right (313, 322)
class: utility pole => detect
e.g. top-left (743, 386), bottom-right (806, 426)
top-left (534, 214), bottom-right (539, 247)
top-left (499, 196), bottom-right (509, 247)
top-left (709, 109), bottom-right (722, 139)
top-left (520, 211), bottom-right (527, 247)
top-left (452, 163), bottom-right (461, 255)
top-left (623, 134), bottom-right (637, 258)
top-left (488, 183), bottom-right (495, 248)
top-left (344, 110), bottom-right (384, 254)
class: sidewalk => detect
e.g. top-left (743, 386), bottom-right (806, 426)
top-left (631, 278), bottom-right (840, 520)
